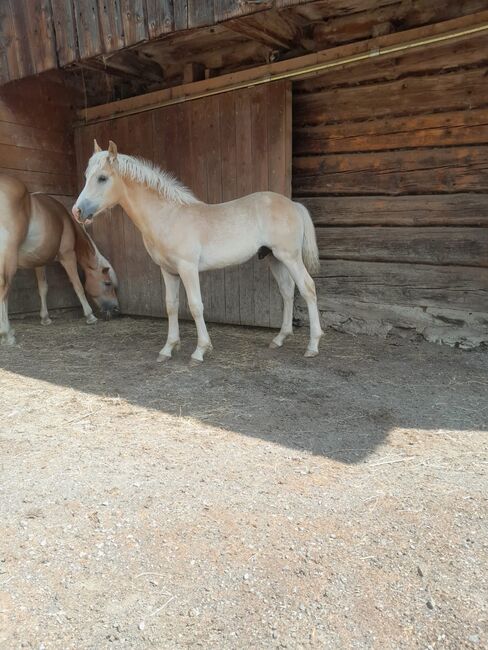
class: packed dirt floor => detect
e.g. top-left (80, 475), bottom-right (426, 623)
top-left (0, 314), bottom-right (487, 649)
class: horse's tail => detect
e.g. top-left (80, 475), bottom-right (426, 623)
top-left (295, 201), bottom-right (320, 275)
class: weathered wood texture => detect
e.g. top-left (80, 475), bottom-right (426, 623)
top-left (293, 23), bottom-right (488, 346)
top-left (74, 81), bottom-right (291, 327)
top-left (0, 74), bottom-right (81, 314)
top-left (0, 0), bottom-right (309, 83)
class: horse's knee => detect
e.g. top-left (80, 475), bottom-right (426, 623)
top-left (188, 300), bottom-right (204, 318)
top-left (166, 299), bottom-right (179, 316)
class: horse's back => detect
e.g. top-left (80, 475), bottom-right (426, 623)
top-left (0, 174), bottom-right (31, 252)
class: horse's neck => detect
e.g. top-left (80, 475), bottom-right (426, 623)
top-left (118, 180), bottom-right (180, 237)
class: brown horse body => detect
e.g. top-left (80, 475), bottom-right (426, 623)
top-left (0, 174), bottom-right (118, 345)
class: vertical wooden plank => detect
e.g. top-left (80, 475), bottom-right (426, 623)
top-left (205, 94), bottom-right (226, 323)
top-left (121, 0), bottom-right (148, 46)
top-left (0, 2), bottom-right (20, 82)
top-left (234, 87), bottom-right (254, 326)
top-left (120, 111), bottom-right (164, 316)
top-left (97, 0), bottom-right (125, 53)
top-left (219, 91), bottom-right (240, 324)
top-left (250, 85), bottom-right (271, 328)
top-left (9, 0), bottom-right (35, 78)
top-left (188, 0), bottom-right (214, 28)
top-left (72, 0), bottom-right (103, 59)
top-left (145, 0), bottom-right (174, 38)
top-left (174, 0), bottom-right (188, 31)
top-left (27, 0), bottom-right (58, 73)
top-left (50, 0), bottom-right (79, 65)
top-left (267, 81), bottom-right (292, 327)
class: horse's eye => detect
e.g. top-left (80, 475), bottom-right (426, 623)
top-left (98, 175), bottom-right (108, 183)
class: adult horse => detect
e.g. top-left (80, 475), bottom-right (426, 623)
top-left (73, 140), bottom-right (323, 363)
top-left (0, 174), bottom-right (119, 345)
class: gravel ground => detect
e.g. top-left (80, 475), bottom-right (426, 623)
top-left (0, 314), bottom-right (487, 649)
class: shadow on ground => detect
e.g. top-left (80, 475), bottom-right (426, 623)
top-left (2, 313), bottom-right (487, 463)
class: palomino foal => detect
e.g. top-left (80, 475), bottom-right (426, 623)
top-left (74, 140), bottom-right (323, 363)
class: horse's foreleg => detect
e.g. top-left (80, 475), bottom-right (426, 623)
top-left (0, 252), bottom-right (17, 345)
top-left (35, 266), bottom-right (52, 325)
top-left (178, 263), bottom-right (212, 363)
top-left (269, 256), bottom-right (295, 349)
top-left (59, 251), bottom-right (97, 324)
top-left (278, 255), bottom-right (323, 357)
top-left (158, 269), bottom-right (181, 361)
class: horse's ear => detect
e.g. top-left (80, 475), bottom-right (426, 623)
top-left (108, 140), bottom-right (118, 163)
top-left (93, 139), bottom-right (102, 153)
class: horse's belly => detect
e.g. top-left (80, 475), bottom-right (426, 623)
top-left (18, 218), bottom-right (60, 268)
top-left (199, 241), bottom-right (259, 271)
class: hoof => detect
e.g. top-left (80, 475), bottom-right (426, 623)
top-left (269, 340), bottom-right (282, 349)
top-left (1, 333), bottom-right (16, 346)
top-left (41, 317), bottom-right (53, 326)
top-left (189, 357), bottom-right (203, 367)
top-left (157, 353), bottom-right (172, 363)
top-left (86, 314), bottom-right (97, 325)
top-left (304, 348), bottom-right (319, 358)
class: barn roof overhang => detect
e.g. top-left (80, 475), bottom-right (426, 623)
top-left (1, 1), bottom-right (488, 113)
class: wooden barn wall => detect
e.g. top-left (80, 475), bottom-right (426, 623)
top-left (74, 81), bottom-right (291, 327)
top-left (0, 73), bottom-right (80, 315)
top-left (292, 33), bottom-right (488, 347)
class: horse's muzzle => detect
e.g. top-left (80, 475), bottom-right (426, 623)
top-left (102, 306), bottom-right (120, 321)
top-left (72, 201), bottom-right (95, 224)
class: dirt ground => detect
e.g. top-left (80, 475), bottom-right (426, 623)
top-left (0, 313), bottom-right (487, 650)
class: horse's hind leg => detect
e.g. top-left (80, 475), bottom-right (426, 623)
top-left (35, 266), bottom-right (52, 325)
top-left (0, 252), bottom-right (17, 345)
top-left (276, 254), bottom-right (323, 357)
top-left (158, 269), bottom-right (181, 361)
top-left (59, 250), bottom-right (97, 324)
top-left (178, 263), bottom-right (212, 364)
top-left (269, 256), bottom-right (295, 349)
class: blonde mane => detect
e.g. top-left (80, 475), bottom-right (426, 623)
top-left (88, 152), bottom-right (200, 205)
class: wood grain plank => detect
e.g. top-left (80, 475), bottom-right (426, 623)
top-left (72, 0), bottom-right (103, 60)
top-left (294, 68), bottom-right (488, 127)
top-left (121, 0), bottom-right (148, 46)
top-left (50, 0), bottom-right (78, 65)
top-left (250, 85), bottom-right (271, 328)
top-left (294, 108), bottom-right (488, 156)
top-left (235, 87), bottom-right (255, 326)
top-left (293, 146), bottom-right (488, 196)
top-left (145, 0), bottom-right (174, 37)
top-left (301, 195), bottom-right (488, 227)
top-left (313, 259), bottom-right (488, 312)
top-left (219, 91), bottom-right (240, 324)
top-left (296, 32), bottom-right (488, 92)
top-left (316, 226), bottom-right (488, 267)
top-left (204, 94), bottom-right (227, 324)
top-left (267, 81), bottom-right (292, 327)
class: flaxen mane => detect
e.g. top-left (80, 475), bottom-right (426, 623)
top-left (89, 152), bottom-right (200, 206)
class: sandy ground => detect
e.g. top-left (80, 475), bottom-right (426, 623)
top-left (0, 314), bottom-right (487, 650)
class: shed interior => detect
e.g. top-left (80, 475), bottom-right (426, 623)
top-left (1, 0), bottom-right (487, 346)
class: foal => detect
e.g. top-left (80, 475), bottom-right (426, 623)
top-left (74, 140), bottom-right (323, 363)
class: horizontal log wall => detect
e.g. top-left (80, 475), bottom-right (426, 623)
top-left (293, 31), bottom-right (488, 348)
top-left (0, 74), bottom-right (80, 315)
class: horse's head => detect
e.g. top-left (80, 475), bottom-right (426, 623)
top-left (73, 140), bottom-right (122, 225)
top-left (83, 259), bottom-right (120, 320)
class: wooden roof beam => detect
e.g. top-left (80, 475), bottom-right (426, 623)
top-left (224, 9), bottom-right (301, 49)
top-left (79, 51), bottom-right (165, 84)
